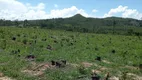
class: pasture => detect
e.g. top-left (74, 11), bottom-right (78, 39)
top-left (0, 27), bottom-right (142, 80)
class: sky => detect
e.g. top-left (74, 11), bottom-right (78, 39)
top-left (0, 0), bottom-right (142, 20)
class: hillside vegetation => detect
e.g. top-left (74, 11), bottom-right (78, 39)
top-left (0, 27), bottom-right (142, 80)
top-left (0, 14), bottom-right (142, 35)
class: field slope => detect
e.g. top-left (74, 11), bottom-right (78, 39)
top-left (0, 27), bottom-right (142, 80)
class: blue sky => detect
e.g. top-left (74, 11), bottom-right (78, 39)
top-left (0, 0), bottom-right (142, 20)
top-left (19, 0), bottom-right (142, 11)
top-left (19, 0), bottom-right (142, 16)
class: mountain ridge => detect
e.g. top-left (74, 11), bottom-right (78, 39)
top-left (0, 13), bottom-right (142, 35)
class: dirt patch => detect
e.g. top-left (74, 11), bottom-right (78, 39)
top-left (102, 60), bottom-right (112, 64)
top-left (69, 63), bottom-right (79, 67)
top-left (138, 77), bottom-right (142, 80)
top-left (91, 69), bottom-right (101, 74)
top-left (22, 70), bottom-right (44, 76)
top-left (22, 62), bottom-right (52, 77)
top-left (99, 67), bottom-right (110, 71)
top-left (0, 76), bottom-right (14, 80)
top-left (81, 62), bottom-right (93, 68)
top-left (0, 72), bottom-right (14, 80)
top-left (125, 66), bottom-right (138, 70)
top-left (127, 73), bottom-right (142, 80)
top-left (68, 62), bottom-right (100, 68)
top-left (91, 67), bottom-right (110, 75)
top-left (0, 72), bottom-right (4, 77)
top-left (109, 76), bottom-right (119, 80)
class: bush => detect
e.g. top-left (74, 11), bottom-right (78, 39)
top-left (78, 66), bottom-right (88, 75)
top-left (22, 39), bottom-right (27, 44)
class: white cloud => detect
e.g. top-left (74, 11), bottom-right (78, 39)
top-left (48, 6), bottom-right (89, 18)
top-left (27, 3), bottom-right (45, 10)
top-left (0, 0), bottom-right (91, 20)
top-left (54, 4), bottom-right (58, 8)
top-left (104, 5), bottom-right (142, 19)
top-left (104, 5), bottom-right (128, 17)
top-left (92, 9), bottom-right (98, 13)
top-left (0, 0), bottom-right (27, 20)
top-left (122, 9), bottom-right (142, 19)
top-left (2, 0), bottom-right (141, 20)
top-left (0, 0), bottom-right (27, 13)
top-left (0, 0), bottom-right (47, 20)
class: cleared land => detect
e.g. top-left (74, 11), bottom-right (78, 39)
top-left (0, 27), bottom-right (142, 80)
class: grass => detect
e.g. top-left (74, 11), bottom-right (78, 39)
top-left (0, 26), bottom-right (142, 80)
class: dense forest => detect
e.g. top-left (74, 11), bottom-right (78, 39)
top-left (0, 14), bottom-right (142, 35)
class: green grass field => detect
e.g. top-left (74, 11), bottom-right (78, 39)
top-left (0, 27), bottom-right (142, 80)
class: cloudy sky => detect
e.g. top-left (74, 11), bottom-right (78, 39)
top-left (0, 0), bottom-right (142, 20)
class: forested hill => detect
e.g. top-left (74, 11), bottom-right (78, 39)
top-left (0, 14), bottom-right (142, 35)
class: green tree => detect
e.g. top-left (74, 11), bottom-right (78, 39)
top-left (127, 29), bottom-right (134, 35)
top-left (23, 19), bottom-right (28, 27)
top-left (113, 20), bottom-right (116, 34)
top-left (14, 20), bottom-right (19, 27)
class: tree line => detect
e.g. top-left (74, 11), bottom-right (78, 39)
top-left (0, 14), bottom-right (142, 35)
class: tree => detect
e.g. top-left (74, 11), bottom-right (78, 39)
top-left (127, 29), bottom-right (134, 35)
top-left (14, 20), bottom-right (19, 27)
top-left (23, 19), bottom-right (28, 27)
top-left (81, 28), bottom-right (89, 33)
top-left (40, 23), bottom-right (47, 28)
top-left (113, 20), bottom-right (116, 34)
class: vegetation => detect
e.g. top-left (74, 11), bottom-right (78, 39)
top-left (0, 14), bottom-right (142, 35)
top-left (0, 26), bottom-right (142, 80)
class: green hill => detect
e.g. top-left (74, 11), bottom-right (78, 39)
top-left (0, 14), bottom-right (142, 35)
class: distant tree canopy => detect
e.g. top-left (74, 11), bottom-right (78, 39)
top-left (0, 14), bottom-right (142, 35)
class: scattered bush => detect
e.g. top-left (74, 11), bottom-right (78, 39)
top-left (95, 56), bottom-right (101, 61)
top-left (22, 39), bottom-right (27, 44)
top-left (95, 47), bottom-right (99, 51)
top-left (12, 37), bottom-right (16, 41)
top-left (78, 66), bottom-right (88, 75)
top-left (111, 49), bottom-right (116, 54)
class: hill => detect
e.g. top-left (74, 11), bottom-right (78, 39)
top-left (0, 14), bottom-right (142, 35)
